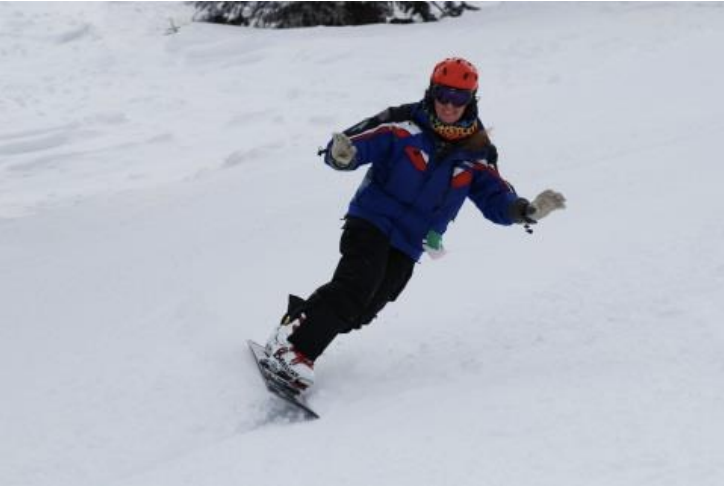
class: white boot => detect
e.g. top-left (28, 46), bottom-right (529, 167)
top-left (265, 313), bottom-right (315, 391)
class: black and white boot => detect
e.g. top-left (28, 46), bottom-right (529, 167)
top-left (264, 301), bottom-right (315, 391)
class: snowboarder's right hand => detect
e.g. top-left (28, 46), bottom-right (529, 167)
top-left (528, 189), bottom-right (566, 221)
top-left (330, 132), bottom-right (357, 168)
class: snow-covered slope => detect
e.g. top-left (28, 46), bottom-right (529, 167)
top-left (2, 3), bottom-right (724, 485)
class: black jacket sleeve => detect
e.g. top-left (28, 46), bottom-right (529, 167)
top-left (342, 103), bottom-right (417, 137)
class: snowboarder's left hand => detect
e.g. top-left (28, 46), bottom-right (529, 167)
top-left (423, 230), bottom-right (447, 259)
top-left (527, 189), bottom-right (566, 221)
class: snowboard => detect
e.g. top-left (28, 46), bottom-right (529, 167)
top-left (247, 340), bottom-right (319, 420)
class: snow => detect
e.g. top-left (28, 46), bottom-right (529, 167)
top-left (2, 2), bottom-right (724, 485)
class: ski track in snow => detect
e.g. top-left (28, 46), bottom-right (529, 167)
top-left (2, 2), bottom-right (724, 486)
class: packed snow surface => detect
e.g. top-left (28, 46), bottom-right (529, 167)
top-left (2, 2), bottom-right (724, 485)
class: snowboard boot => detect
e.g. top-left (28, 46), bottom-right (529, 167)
top-left (264, 296), bottom-right (315, 391)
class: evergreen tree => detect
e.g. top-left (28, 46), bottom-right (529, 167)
top-left (193, 2), bottom-right (478, 28)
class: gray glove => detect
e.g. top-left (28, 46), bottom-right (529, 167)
top-left (527, 189), bottom-right (566, 221)
top-left (330, 132), bottom-right (357, 168)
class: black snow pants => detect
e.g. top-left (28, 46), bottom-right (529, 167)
top-left (289, 217), bottom-right (415, 360)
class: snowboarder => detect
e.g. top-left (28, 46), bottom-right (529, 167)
top-left (264, 57), bottom-right (566, 391)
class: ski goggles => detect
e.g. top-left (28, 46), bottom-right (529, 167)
top-left (431, 85), bottom-right (475, 107)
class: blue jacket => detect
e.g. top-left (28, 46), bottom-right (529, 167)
top-left (324, 102), bottom-right (521, 261)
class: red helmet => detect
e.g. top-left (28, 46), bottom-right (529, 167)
top-left (430, 57), bottom-right (479, 91)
